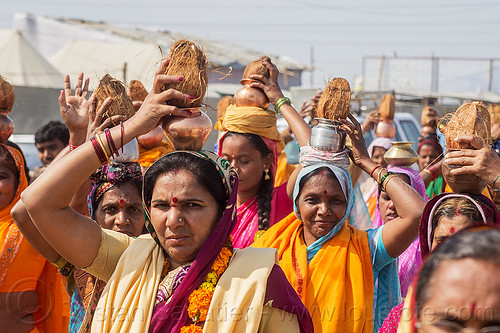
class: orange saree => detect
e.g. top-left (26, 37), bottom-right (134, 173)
top-left (253, 212), bottom-right (374, 333)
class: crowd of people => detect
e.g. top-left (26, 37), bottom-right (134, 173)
top-left (1, 52), bottom-right (500, 333)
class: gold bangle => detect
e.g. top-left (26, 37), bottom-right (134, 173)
top-left (95, 134), bottom-right (110, 163)
top-left (377, 168), bottom-right (387, 184)
top-left (382, 174), bottom-right (398, 192)
top-left (52, 256), bottom-right (67, 270)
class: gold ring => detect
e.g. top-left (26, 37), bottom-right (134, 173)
top-left (353, 130), bottom-right (359, 135)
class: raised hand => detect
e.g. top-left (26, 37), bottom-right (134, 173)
top-left (340, 114), bottom-right (371, 169)
top-left (248, 59), bottom-right (284, 105)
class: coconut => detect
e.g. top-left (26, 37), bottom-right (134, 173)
top-left (241, 56), bottom-right (271, 84)
top-left (441, 101), bottom-right (491, 149)
top-left (379, 94), bottom-right (395, 121)
top-left (217, 95), bottom-right (234, 121)
top-left (94, 74), bottom-right (135, 121)
top-left (488, 103), bottom-right (500, 126)
top-left (162, 39), bottom-right (207, 108)
top-left (128, 80), bottom-right (148, 102)
top-left (421, 106), bottom-right (437, 127)
top-left (0, 76), bottom-right (15, 113)
top-left (316, 78), bottom-right (351, 120)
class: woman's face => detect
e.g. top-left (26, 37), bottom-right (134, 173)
top-left (372, 146), bottom-right (388, 168)
top-left (149, 170), bottom-right (219, 269)
top-left (94, 182), bottom-right (144, 237)
top-left (418, 258), bottom-right (500, 332)
top-left (431, 214), bottom-right (476, 251)
top-left (298, 173), bottom-right (347, 246)
top-left (378, 173), bottom-right (410, 224)
top-left (418, 144), bottom-right (440, 170)
top-left (221, 135), bottom-right (271, 194)
top-left (0, 164), bottom-right (17, 210)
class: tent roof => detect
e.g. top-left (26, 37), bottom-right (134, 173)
top-left (0, 29), bottom-right (63, 88)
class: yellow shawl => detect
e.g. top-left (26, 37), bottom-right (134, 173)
top-left (253, 212), bottom-right (374, 333)
top-left (90, 233), bottom-right (299, 332)
top-left (218, 105), bottom-right (285, 152)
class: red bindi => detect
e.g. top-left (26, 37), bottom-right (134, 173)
top-left (172, 197), bottom-right (178, 203)
top-left (119, 199), bottom-right (125, 207)
top-left (470, 302), bottom-right (477, 313)
top-left (449, 227), bottom-right (456, 234)
top-left (323, 190), bottom-right (328, 195)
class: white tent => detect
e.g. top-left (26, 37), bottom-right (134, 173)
top-left (0, 29), bottom-right (63, 88)
top-left (50, 39), bottom-right (165, 91)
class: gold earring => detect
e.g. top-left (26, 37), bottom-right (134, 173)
top-left (264, 169), bottom-right (270, 181)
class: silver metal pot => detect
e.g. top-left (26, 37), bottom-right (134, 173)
top-left (310, 118), bottom-right (346, 152)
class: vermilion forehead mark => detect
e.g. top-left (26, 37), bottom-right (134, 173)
top-left (470, 302), bottom-right (477, 313)
top-left (172, 197), bottom-right (178, 203)
top-left (323, 190), bottom-right (328, 195)
top-left (449, 227), bottom-right (456, 234)
top-left (119, 199), bottom-right (125, 207)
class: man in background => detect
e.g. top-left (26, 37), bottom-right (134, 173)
top-left (31, 120), bottom-right (69, 180)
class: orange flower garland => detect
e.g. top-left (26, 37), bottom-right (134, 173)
top-left (180, 240), bottom-right (233, 332)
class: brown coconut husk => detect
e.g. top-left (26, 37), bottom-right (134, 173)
top-left (242, 56), bottom-right (271, 81)
top-left (488, 103), bottom-right (500, 126)
top-left (421, 106), bottom-right (437, 127)
top-left (162, 39), bottom-right (207, 108)
top-left (440, 101), bottom-right (491, 149)
top-left (0, 76), bottom-right (15, 113)
top-left (128, 80), bottom-right (148, 102)
top-left (217, 95), bottom-right (234, 121)
top-left (316, 78), bottom-right (351, 120)
top-left (378, 94), bottom-right (395, 120)
top-left (94, 74), bottom-right (135, 121)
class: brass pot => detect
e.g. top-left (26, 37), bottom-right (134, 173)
top-left (137, 126), bottom-right (164, 150)
top-left (162, 109), bottom-right (212, 151)
top-left (384, 141), bottom-right (418, 167)
top-left (442, 154), bottom-right (486, 195)
top-left (234, 86), bottom-right (269, 109)
top-left (0, 114), bottom-right (14, 143)
top-left (374, 119), bottom-right (396, 138)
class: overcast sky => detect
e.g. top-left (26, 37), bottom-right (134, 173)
top-left (2, 0), bottom-right (500, 87)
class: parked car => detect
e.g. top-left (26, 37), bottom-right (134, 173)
top-left (356, 112), bottom-right (421, 152)
top-left (10, 134), bottom-right (40, 171)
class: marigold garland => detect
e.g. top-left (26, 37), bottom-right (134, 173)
top-left (182, 239), bottom-right (233, 330)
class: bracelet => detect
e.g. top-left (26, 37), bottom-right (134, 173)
top-left (105, 128), bottom-right (119, 157)
top-left (376, 168), bottom-right (387, 184)
top-left (95, 134), bottom-right (110, 163)
top-left (90, 136), bottom-right (108, 165)
top-left (274, 97), bottom-right (291, 115)
top-left (370, 164), bottom-right (382, 178)
top-left (422, 169), bottom-right (433, 178)
top-left (427, 164), bottom-right (440, 179)
top-left (382, 174), bottom-right (398, 192)
top-left (378, 171), bottom-right (394, 189)
top-left (69, 143), bottom-right (78, 151)
top-left (120, 121), bottom-right (124, 154)
top-left (491, 174), bottom-right (500, 192)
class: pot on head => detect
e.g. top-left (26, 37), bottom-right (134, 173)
top-left (162, 109), bottom-right (212, 151)
top-left (442, 152), bottom-right (486, 195)
top-left (375, 119), bottom-right (396, 138)
top-left (137, 126), bottom-right (165, 150)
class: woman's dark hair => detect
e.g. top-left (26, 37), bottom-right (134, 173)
top-left (143, 152), bottom-right (228, 219)
top-left (294, 167), bottom-right (339, 217)
top-left (415, 227), bottom-right (500, 318)
top-left (429, 197), bottom-right (483, 245)
top-left (0, 145), bottom-right (19, 189)
top-left (224, 132), bottom-right (273, 230)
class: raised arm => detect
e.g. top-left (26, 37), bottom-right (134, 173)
top-left (249, 60), bottom-right (311, 147)
top-left (341, 114), bottom-right (425, 258)
top-left (22, 60), bottom-right (194, 268)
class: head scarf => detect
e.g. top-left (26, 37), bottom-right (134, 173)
top-left (0, 144), bottom-right (28, 223)
top-left (367, 137), bottom-right (393, 158)
top-left (87, 162), bottom-right (143, 219)
top-left (144, 150), bottom-right (238, 332)
top-left (292, 163), bottom-right (355, 262)
top-left (419, 192), bottom-right (500, 259)
top-left (218, 131), bottom-right (278, 184)
top-left (417, 137), bottom-right (443, 155)
top-left (372, 166), bottom-right (429, 228)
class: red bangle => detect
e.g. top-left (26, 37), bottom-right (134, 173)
top-left (120, 122), bottom-right (124, 154)
top-left (105, 128), bottom-right (119, 157)
top-left (370, 164), bottom-right (382, 178)
top-left (69, 143), bottom-right (78, 151)
top-left (428, 164), bottom-right (440, 179)
top-left (90, 136), bottom-right (108, 165)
